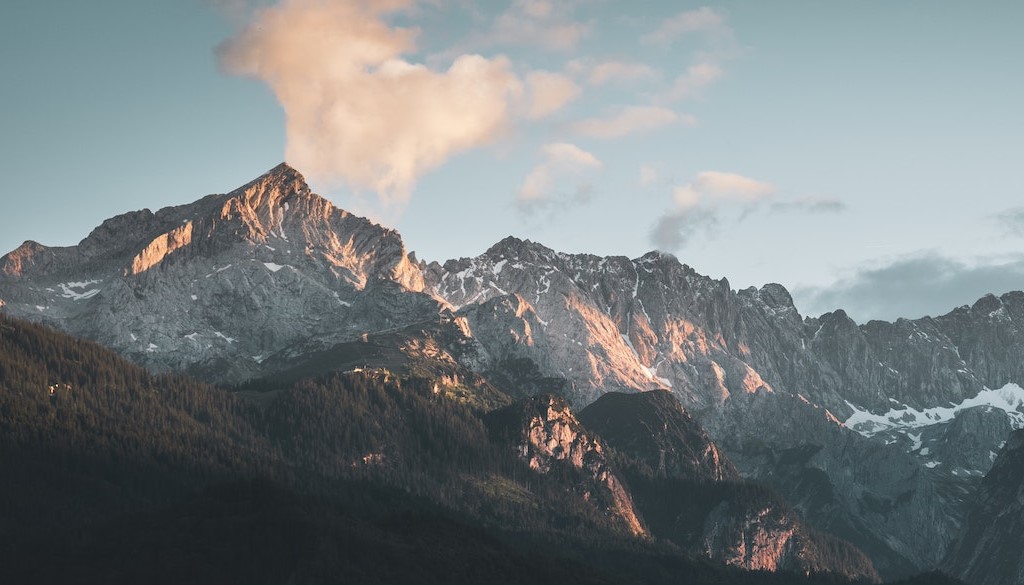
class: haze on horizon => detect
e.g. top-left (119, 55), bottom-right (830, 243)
top-left (1, 0), bottom-right (1022, 322)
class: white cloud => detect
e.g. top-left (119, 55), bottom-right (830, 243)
top-left (571, 106), bottom-right (688, 139)
top-left (219, 0), bottom-right (524, 206)
top-left (518, 142), bottom-right (601, 203)
top-left (643, 7), bottom-right (728, 46)
top-left (525, 71), bottom-right (581, 119)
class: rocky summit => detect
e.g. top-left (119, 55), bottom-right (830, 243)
top-left (0, 164), bottom-right (437, 382)
top-left (3, 163), bottom-right (1022, 582)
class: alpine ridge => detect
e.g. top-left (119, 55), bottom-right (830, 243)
top-left (1, 163), bottom-right (1017, 582)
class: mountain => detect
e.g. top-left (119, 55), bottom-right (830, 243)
top-left (942, 429), bottom-right (1024, 585)
top-left (0, 164), bottom-right (437, 382)
top-left (4, 163), bottom-right (1023, 579)
top-left (423, 235), bottom-right (1024, 577)
top-left (0, 313), bottom-right (902, 585)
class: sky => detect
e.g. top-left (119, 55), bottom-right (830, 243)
top-left (1, 0), bottom-right (1022, 322)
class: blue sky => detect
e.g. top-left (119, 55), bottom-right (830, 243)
top-left (2, 0), bottom-right (1022, 321)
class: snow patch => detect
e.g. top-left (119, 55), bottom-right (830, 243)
top-left (263, 262), bottom-right (287, 273)
top-left (58, 281), bottom-right (102, 301)
top-left (214, 331), bottom-right (237, 344)
top-left (331, 291), bottom-right (352, 307)
top-left (844, 382), bottom-right (1024, 437)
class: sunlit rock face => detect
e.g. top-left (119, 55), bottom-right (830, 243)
top-left (485, 394), bottom-right (645, 536)
top-left (943, 430), bottom-right (1024, 585)
top-left (0, 164), bottom-right (437, 382)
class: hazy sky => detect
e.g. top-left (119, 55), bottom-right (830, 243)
top-left (2, 1), bottom-right (1022, 322)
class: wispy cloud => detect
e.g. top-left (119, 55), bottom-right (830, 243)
top-left (488, 0), bottom-right (590, 51)
top-left (650, 207), bottom-right (719, 251)
top-left (639, 164), bottom-right (659, 188)
top-left (584, 60), bottom-right (659, 86)
top-left (642, 7), bottom-right (729, 46)
top-left (995, 206), bottom-right (1024, 237)
top-left (525, 71), bottom-right (581, 119)
top-left (659, 61), bottom-right (724, 102)
top-left (571, 106), bottom-right (689, 139)
top-left (793, 253), bottom-right (1024, 322)
top-left (518, 142), bottom-right (602, 205)
top-left (651, 171), bottom-right (774, 250)
top-left (769, 197), bottom-right (847, 214)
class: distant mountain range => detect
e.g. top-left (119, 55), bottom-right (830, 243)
top-left (3, 163), bottom-right (1020, 584)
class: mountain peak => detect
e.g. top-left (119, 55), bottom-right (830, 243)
top-left (230, 162), bottom-right (312, 209)
top-left (484, 236), bottom-right (556, 261)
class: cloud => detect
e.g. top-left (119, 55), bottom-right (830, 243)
top-left (639, 164), bottom-right (659, 187)
top-left (995, 206), bottom-right (1024, 237)
top-left (571, 106), bottom-right (688, 139)
top-left (650, 207), bottom-right (718, 251)
top-left (691, 171), bottom-right (775, 202)
top-left (585, 60), bottom-right (659, 86)
top-left (643, 7), bottom-right (728, 46)
top-left (659, 61), bottom-right (724, 102)
top-left (518, 142), bottom-right (601, 206)
top-left (218, 0), bottom-right (523, 205)
top-left (769, 197), bottom-right (848, 214)
top-left (488, 0), bottom-right (589, 51)
top-left (650, 171), bottom-right (774, 251)
top-left (792, 254), bottom-right (1024, 322)
top-left (525, 71), bottom-right (581, 119)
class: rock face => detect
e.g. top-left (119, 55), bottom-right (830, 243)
top-left (424, 237), bottom-right (1024, 577)
top-left (0, 164), bottom-right (438, 382)
top-left (580, 391), bottom-right (878, 582)
top-left (943, 430), bottom-right (1024, 585)
top-left (579, 390), bottom-right (737, 482)
top-left (485, 394), bottom-right (645, 536)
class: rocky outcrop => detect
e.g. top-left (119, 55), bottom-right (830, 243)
top-left (943, 430), bottom-right (1024, 585)
top-left (485, 394), bottom-right (645, 536)
top-left (579, 390), bottom-right (737, 482)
